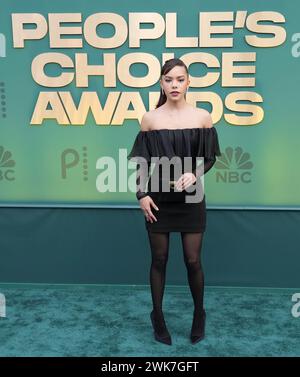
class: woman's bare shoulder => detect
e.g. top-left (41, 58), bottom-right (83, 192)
top-left (140, 110), bottom-right (158, 131)
top-left (194, 107), bottom-right (213, 128)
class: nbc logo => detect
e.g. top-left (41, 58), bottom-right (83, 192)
top-left (0, 146), bottom-right (15, 181)
top-left (214, 146), bottom-right (253, 183)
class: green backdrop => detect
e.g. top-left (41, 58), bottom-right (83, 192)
top-left (0, 0), bottom-right (299, 209)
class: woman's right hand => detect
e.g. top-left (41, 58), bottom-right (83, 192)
top-left (139, 196), bottom-right (159, 223)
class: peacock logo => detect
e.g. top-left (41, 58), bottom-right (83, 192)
top-left (61, 146), bottom-right (89, 181)
top-left (0, 146), bottom-right (15, 181)
top-left (214, 146), bottom-right (253, 183)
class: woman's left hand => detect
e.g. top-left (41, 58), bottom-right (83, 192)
top-left (174, 172), bottom-right (197, 191)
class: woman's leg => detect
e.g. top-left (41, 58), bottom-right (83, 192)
top-left (147, 230), bottom-right (170, 336)
top-left (180, 232), bottom-right (206, 337)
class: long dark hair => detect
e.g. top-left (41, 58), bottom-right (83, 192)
top-left (155, 58), bottom-right (189, 109)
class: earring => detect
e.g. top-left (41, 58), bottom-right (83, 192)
top-left (161, 88), bottom-right (165, 95)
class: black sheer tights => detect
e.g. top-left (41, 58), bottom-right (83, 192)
top-left (147, 230), bottom-right (205, 336)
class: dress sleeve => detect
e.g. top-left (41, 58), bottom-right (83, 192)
top-left (127, 131), bottom-right (151, 162)
top-left (127, 131), bottom-right (151, 201)
top-left (135, 161), bottom-right (151, 201)
top-left (192, 127), bottom-right (221, 178)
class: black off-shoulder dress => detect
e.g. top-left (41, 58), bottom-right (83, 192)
top-left (127, 127), bottom-right (221, 233)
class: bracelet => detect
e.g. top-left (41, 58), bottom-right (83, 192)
top-left (136, 191), bottom-right (149, 201)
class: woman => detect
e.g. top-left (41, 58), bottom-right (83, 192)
top-left (127, 58), bottom-right (221, 346)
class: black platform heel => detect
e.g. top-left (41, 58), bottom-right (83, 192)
top-left (190, 308), bottom-right (206, 344)
top-left (150, 310), bottom-right (172, 346)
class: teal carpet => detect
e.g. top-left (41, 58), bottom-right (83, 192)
top-left (0, 284), bottom-right (299, 357)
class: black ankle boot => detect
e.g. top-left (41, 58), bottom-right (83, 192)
top-left (150, 310), bottom-right (172, 346)
top-left (190, 308), bottom-right (206, 344)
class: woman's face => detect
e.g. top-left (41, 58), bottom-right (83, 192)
top-left (160, 65), bottom-right (190, 101)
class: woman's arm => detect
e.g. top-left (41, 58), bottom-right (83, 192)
top-left (136, 112), bottom-right (152, 200)
top-left (192, 156), bottom-right (216, 178)
top-left (136, 161), bottom-right (151, 200)
top-left (192, 110), bottom-right (216, 178)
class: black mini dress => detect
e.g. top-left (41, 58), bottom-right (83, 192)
top-left (127, 127), bottom-right (221, 233)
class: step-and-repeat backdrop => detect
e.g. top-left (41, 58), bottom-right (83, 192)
top-left (0, 0), bottom-right (299, 208)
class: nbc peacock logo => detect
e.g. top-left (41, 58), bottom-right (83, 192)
top-left (0, 146), bottom-right (15, 181)
top-left (214, 146), bottom-right (253, 183)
